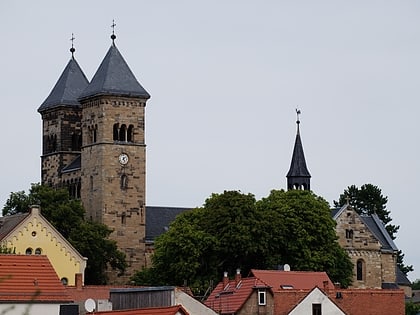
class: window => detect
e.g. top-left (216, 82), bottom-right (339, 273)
top-left (120, 174), bottom-right (128, 190)
top-left (119, 124), bottom-right (127, 141)
top-left (312, 303), bottom-right (322, 315)
top-left (113, 123), bottom-right (119, 140)
top-left (61, 277), bottom-right (68, 285)
top-left (258, 289), bottom-right (266, 305)
top-left (127, 124), bottom-right (134, 142)
top-left (345, 229), bottom-right (353, 239)
top-left (35, 248), bottom-right (42, 255)
top-left (357, 259), bottom-right (365, 281)
top-left (25, 248), bottom-right (33, 255)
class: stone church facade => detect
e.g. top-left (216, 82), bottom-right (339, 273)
top-left (38, 34), bottom-right (149, 283)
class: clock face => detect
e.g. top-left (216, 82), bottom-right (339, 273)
top-left (119, 153), bottom-right (129, 165)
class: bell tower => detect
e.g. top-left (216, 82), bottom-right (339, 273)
top-left (286, 109), bottom-right (311, 190)
top-left (78, 30), bottom-right (150, 282)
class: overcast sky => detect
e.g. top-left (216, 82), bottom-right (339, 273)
top-left (2, 1), bottom-right (420, 280)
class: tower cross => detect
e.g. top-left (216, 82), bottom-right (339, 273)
top-left (70, 33), bottom-right (75, 58)
top-left (111, 19), bottom-right (117, 45)
top-left (296, 108), bottom-right (301, 124)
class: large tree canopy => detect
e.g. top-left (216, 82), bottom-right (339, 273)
top-left (2, 183), bottom-right (127, 284)
top-left (132, 189), bottom-right (353, 293)
top-left (334, 183), bottom-right (412, 275)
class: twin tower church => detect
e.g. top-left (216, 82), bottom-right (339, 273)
top-left (38, 30), bottom-right (401, 290)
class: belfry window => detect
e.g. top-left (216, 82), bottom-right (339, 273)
top-left (121, 174), bottom-right (128, 190)
top-left (345, 229), bottom-right (354, 239)
top-left (113, 123), bottom-right (134, 143)
top-left (119, 124), bottom-right (127, 141)
top-left (127, 124), bottom-right (134, 142)
top-left (113, 123), bottom-right (119, 140)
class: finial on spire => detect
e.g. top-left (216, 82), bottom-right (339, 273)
top-left (70, 33), bottom-right (76, 59)
top-left (295, 108), bottom-right (301, 134)
top-left (111, 19), bottom-right (117, 45)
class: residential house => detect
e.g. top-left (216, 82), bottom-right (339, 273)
top-left (205, 269), bottom-right (405, 315)
top-left (0, 254), bottom-right (74, 315)
top-left (0, 205), bottom-right (87, 285)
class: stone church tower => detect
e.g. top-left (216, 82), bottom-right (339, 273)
top-left (38, 32), bottom-right (150, 283)
top-left (286, 110), bottom-right (311, 190)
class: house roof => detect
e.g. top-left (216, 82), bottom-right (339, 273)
top-left (205, 276), bottom-right (270, 314)
top-left (0, 212), bottom-right (29, 240)
top-left (0, 254), bottom-right (72, 302)
top-left (93, 305), bottom-right (189, 315)
top-left (38, 57), bottom-right (89, 112)
top-left (360, 213), bottom-right (398, 252)
top-left (145, 206), bottom-right (191, 242)
top-left (250, 269), bottom-right (334, 291)
top-left (61, 155), bottom-right (81, 173)
top-left (78, 43), bottom-right (150, 101)
top-left (396, 267), bottom-right (411, 286)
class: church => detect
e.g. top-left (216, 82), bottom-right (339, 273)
top-left (38, 28), bottom-right (406, 289)
top-left (38, 30), bottom-right (149, 282)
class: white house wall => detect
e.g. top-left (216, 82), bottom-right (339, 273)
top-left (288, 288), bottom-right (346, 315)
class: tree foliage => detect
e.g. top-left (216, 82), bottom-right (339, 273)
top-left (2, 183), bottom-right (127, 284)
top-left (132, 190), bottom-right (353, 293)
top-left (334, 183), bottom-right (413, 275)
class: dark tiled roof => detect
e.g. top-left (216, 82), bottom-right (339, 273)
top-left (396, 267), bottom-right (411, 285)
top-left (0, 212), bottom-right (29, 240)
top-left (360, 214), bottom-right (398, 252)
top-left (286, 128), bottom-right (311, 178)
top-left (0, 255), bottom-right (72, 302)
top-left (38, 58), bottom-right (89, 112)
top-left (145, 206), bottom-right (191, 241)
top-left (79, 44), bottom-right (150, 101)
top-left (62, 155), bottom-right (81, 173)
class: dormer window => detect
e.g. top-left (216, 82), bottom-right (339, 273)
top-left (258, 289), bottom-right (266, 306)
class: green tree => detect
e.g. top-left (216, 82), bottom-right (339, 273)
top-left (405, 301), bottom-right (420, 315)
top-left (132, 189), bottom-right (353, 293)
top-left (334, 183), bottom-right (413, 275)
top-left (411, 279), bottom-right (420, 290)
top-left (2, 183), bottom-right (127, 284)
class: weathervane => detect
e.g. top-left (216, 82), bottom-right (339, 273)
top-left (296, 108), bottom-right (301, 124)
top-left (111, 19), bottom-right (117, 45)
top-left (70, 33), bottom-right (75, 58)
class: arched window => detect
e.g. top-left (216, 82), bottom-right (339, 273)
top-left (93, 124), bottom-right (97, 143)
top-left (35, 248), bottom-right (42, 255)
top-left (61, 277), bottom-right (68, 285)
top-left (119, 124), bottom-right (127, 141)
top-left (25, 248), bottom-right (33, 255)
top-left (127, 125), bottom-right (134, 142)
top-left (357, 259), bottom-right (364, 281)
top-left (113, 123), bottom-right (119, 141)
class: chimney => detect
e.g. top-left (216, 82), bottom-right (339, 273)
top-left (235, 269), bottom-right (241, 285)
top-left (223, 272), bottom-right (229, 288)
top-left (75, 273), bottom-right (83, 290)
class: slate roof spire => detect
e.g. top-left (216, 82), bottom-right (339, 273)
top-left (78, 24), bottom-right (150, 101)
top-left (38, 35), bottom-right (89, 113)
top-left (286, 109), bottom-right (311, 190)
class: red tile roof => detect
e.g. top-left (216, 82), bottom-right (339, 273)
top-left (250, 269), bottom-right (334, 291)
top-left (205, 276), bottom-right (269, 314)
top-left (93, 305), bottom-right (189, 315)
top-left (0, 254), bottom-right (72, 302)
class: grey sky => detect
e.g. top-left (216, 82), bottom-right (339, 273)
top-left (1, 1), bottom-right (419, 280)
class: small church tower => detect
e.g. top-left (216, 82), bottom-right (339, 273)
top-left (286, 109), bottom-right (311, 190)
top-left (78, 30), bottom-right (150, 282)
top-left (38, 37), bottom-right (89, 197)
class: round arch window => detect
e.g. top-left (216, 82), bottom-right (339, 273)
top-left (61, 277), bottom-right (68, 285)
top-left (25, 248), bottom-right (33, 255)
top-left (35, 248), bottom-right (42, 255)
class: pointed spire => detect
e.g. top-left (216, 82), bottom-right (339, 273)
top-left (38, 42), bottom-right (89, 113)
top-left (78, 40), bottom-right (150, 101)
top-left (286, 109), bottom-right (311, 190)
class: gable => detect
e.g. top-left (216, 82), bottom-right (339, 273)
top-left (288, 287), bottom-right (346, 315)
top-left (0, 206), bottom-right (87, 286)
top-left (334, 205), bottom-right (381, 251)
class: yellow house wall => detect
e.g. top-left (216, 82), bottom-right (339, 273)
top-left (3, 209), bottom-right (86, 286)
